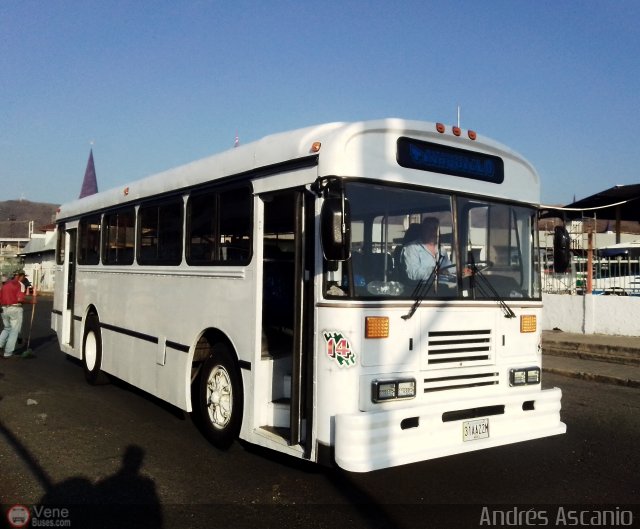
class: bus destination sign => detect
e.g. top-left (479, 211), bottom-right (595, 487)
top-left (397, 137), bottom-right (504, 184)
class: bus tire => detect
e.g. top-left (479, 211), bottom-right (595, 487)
top-left (82, 314), bottom-right (103, 385)
top-left (198, 343), bottom-right (243, 449)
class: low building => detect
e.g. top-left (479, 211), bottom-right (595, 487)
top-left (20, 226), bottom-right (57, 292)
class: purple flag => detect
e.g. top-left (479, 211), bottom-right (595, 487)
top-left (79, 149), bottom-right (98, 198)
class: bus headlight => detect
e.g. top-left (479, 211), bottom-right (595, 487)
top-left (372, 378), bottom-right (416, 403)
top-left (509, 367), bottom-right (541, 387)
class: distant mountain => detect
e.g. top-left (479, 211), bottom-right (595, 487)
top-left (0, 199), bottom-right (59, 238)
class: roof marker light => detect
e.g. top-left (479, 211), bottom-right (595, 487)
top-left (452, 126), bottom-right (461, 137)
top-left (124, 187), bottom-right (130, 196)
top-left (468, 130), bottom-right (477, 140)
top-left (310, 141), bottom-right (322, 153)
top-left (435, 123), bottom-right (445, 133)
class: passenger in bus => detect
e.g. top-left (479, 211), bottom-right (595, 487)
top-left (393, 223), bottom-right (421, 270)
top-left (400, 217), bottom-right (452, 281)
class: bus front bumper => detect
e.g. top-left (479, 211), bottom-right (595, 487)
top-left (334, 387), bottom-right (565, 472)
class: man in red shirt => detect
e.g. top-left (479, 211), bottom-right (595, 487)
top-left (0, 270), bottom-right (28, 358)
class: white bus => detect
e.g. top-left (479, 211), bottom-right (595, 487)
top-left (52, 119), bottom-right (565, 472)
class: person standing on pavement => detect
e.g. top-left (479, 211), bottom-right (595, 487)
top-left (16, 271), bottom-right (32, 345)
top-left (0, 269), bottom-right (31, 358)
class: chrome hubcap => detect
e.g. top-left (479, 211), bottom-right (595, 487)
top-left (85, 331), bottom-right (97, 371)
top-left (206, 365), bottom-right (232, 429)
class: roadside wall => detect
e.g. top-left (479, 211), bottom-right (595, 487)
top-left (542, 293), bottom-right (640, 336)
top-left (23, 261), bottom-right (56, 292)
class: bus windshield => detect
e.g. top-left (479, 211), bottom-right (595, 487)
top-left (323, 181), bottom-right (541, 301)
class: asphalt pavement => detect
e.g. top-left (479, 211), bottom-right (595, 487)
top-left (542, 329), bottom-right (640, 388)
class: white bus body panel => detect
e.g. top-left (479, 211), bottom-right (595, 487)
top-left (55, 265), bottom-right (256, 411)
top-left (334, 387), bottom-right (564, 472)
top-left (314, 303), bottom-right (565, 472)
top-left (316, 119), bottom-right (539, 205)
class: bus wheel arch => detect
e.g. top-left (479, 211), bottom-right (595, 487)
top-left (82, 308), bottom-right (104, 385)
top-left (193, 329), bottom-right (244, 450)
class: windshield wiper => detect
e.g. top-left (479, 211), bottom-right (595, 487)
top-left (402, 255), bottom-right (444, 320)
top-left (467, 260), bottom-right (516, 319)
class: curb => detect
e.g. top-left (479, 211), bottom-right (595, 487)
top-left (543, 348), bottom-right (640, 366)
top-left (543, 367), bottom-right (640, 388)
top-left (542, 337), bottom-right (640, 365)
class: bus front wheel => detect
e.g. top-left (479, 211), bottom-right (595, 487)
top-left (198, 343), bottom-right (243, 449)
top-left (82, 314), bottom-right (103, 385)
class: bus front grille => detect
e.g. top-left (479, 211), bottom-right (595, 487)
top-left (426, 329), bottom-right (492, 367)
top-left (423, 371), bottom-right (499, 393)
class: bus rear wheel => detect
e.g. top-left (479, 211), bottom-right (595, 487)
top-left (198, 343), bottom-right (243, 449)
top-left (82, 314), bottom-right (103, 385)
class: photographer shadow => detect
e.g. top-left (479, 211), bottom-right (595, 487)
top-left (40, 445), bottom-right (163, 528)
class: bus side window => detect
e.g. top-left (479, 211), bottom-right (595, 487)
top-left (102, 208), bottom-right (136, 265)
top-left (187, 186), bottom-right (252, 265)
top-left (102, 208), bottom-right (135, 265)
top-left (223, 236), bottom-right (251, 261)
top-left (78, 214), bottom-right (101, 265)
top-left (187, 190), bottom-right (217, 264)
top-left (138, 199), bottom-right (183, 265)
top-left (218, 187), bottom-right (252, 263)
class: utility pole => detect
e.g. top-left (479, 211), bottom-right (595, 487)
top-left (586, 227), bottom-right (593, 294)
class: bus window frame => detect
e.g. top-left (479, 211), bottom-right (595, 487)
top-left (77, 214), bottom-right (102, 265)
top-left (102, 207), bottom-right (136, 266)
top-left (185, 184), bottom-right (253, 266)
top-left (137, 196), bottom-right (185, 266)
top-left (56, 224), bottom-right (66, 265)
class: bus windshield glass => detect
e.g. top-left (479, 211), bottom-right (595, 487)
top-left (323, 181), bottom-right (541, 301)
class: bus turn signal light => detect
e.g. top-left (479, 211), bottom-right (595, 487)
top-left (520, 315), bottom-right (536, 333)
top-left (365, 316), bottom-right (389, 339)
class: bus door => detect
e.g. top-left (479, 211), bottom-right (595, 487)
top-left (260, 189), bottom-right (314, 449)
top-left (62, 228), bottom-right (77, 347)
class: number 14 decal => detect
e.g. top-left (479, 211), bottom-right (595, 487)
top-left (322, 331), bottom-right (356, 367)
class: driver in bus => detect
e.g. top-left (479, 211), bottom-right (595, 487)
top-left (400, 217), bottom-right (453, 281)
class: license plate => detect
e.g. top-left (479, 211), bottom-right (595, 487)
top-left (463, 418), bottom-right (489, 441)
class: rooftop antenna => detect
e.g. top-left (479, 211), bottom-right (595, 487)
top-left (457, 105), bottom-right (461, 128)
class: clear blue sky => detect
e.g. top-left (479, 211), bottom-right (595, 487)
top-left (2, 0), bottom-right (639, 206)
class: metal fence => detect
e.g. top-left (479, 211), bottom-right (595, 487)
top-left (541, 220), bottom-right (640, 295)
top-left (542, 255), bottom-right (640, 295)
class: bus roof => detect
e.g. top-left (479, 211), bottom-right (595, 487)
top-left (57, 118), bottom-right (539, 221)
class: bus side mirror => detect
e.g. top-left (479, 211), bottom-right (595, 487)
top-left (553, 226), bottom-right (571, 273)
top-left (321, 197), bottom-right (351, 262)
